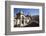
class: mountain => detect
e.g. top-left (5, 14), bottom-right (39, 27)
top-left (32, 15), bottom-right (39, 22)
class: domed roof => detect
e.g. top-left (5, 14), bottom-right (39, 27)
top-left (15, 10), bottom-right (24, 19)
top-left (20, 10), bottom-right (24, 14)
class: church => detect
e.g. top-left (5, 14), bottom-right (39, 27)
top-left (14, 10), bottom-right (32, 27)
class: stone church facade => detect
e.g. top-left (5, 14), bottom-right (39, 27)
top-left (14, 11), bottom-right (32, 27)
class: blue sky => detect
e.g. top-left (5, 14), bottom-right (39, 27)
top-left (14, 8), bottom-right (39, 16)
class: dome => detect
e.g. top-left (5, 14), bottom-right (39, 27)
top-left (20, 10), bottom-right (24, 14)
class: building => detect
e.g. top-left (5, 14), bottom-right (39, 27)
top-left (14, 10), bottom-right (32, 27)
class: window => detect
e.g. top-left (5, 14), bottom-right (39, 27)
top-left (22, 16), bottom-right (24, 24)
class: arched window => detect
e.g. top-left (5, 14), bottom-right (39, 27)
top-left (22, 16), bottom-right (24, 24)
